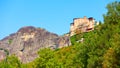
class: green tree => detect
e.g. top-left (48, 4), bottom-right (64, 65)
top-left (0, 55), bottom-right (21, 68)
top-left (103, 1), bottom-right (120, 25)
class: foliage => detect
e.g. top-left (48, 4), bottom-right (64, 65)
top-left (0, 1), bottom-right (120, 68)
top-left (8, 39), bottom-right (13, 44)
top-left (0, 48), bottom-right (9, 55)
top-left (0, 55), bottom-right (21, 68)
top-left (103, 1), bottom-right (120, 25)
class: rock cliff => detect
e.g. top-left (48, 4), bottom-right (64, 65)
top-left (0, 26), bottom-right (71, 63)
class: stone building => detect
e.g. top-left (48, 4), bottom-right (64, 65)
top-left (70, 16), bottom-right (95, 36)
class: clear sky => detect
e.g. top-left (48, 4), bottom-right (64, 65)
top-left (0, 0), bottom-right (116, 39)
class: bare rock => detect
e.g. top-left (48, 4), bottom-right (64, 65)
top-left (0, 26), bottom-right (71, 63)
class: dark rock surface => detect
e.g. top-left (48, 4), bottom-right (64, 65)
top-left (0, 26), bottom-right (71, 63)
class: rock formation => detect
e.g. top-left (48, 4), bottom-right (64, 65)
top-left (0, 17), bottom-right (97, 63)
top-left (70, 16), bottom-right (95, 36)
top-left (0, 26), bottom-right (71, 63)
top-left (0, 50), bottom-right (6, 61)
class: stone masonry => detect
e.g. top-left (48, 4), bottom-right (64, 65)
top-left (70, 16), bottom-right (95, 36)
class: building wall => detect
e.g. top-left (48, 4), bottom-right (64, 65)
top-left (70, 16), bottom-right (95, 36)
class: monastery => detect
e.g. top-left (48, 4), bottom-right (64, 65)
top-left (70, 16), bottom-right (95, 36)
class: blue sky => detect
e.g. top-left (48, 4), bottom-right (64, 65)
top-left (0, 0), bottom-right (116, 39)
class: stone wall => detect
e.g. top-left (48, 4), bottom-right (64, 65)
top-left (70, 16), bottom-right (95, 36)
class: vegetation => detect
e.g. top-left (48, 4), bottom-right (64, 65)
top-left (0, 48), bottom-right (9, 55)
top-left (8, 39), bottom-right (13, 44)
top-left (0, 1), bottom-right (120, 68)
top-left (0, 55), bottom-right (21, 68)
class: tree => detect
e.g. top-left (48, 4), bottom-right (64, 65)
top-left (103, 1), bottom-right (120, 25)
top-left (0, 55), bottom-right (21, 68)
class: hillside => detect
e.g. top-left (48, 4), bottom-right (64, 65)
top-left (0, 26), bottom-right (70, 63)
top-left (0, 1), bottom-right (120, 68)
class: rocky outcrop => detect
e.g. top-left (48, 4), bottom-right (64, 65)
top-left (70, 16), bottom-right (95, 36)
top-left (0, 50), bottom-right (6, 61)
top-left (0, 26), bottom-right (71, 63)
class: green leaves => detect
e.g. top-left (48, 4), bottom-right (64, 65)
top-left (8, 39), bottom-right (13, 45)
top-left (104, 1), bottom-right (120, 25)
top-left (0, 55), bottom-right (21, 68)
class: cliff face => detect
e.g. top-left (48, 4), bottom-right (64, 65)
top-left (0, 50), bottom-right (6, 61)
top-left (0, 26), bottom-right (71, 63)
